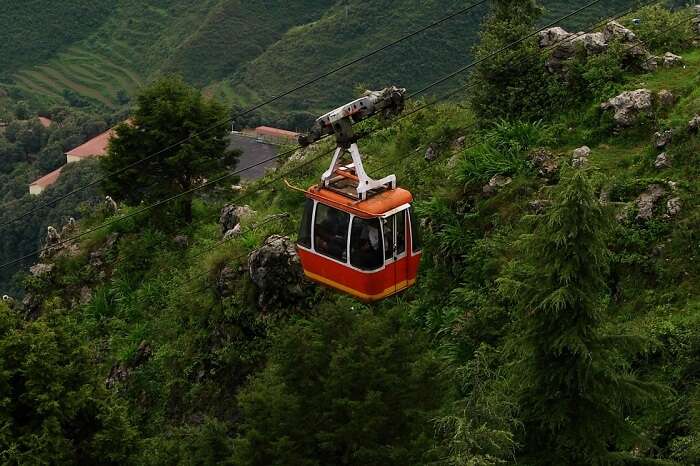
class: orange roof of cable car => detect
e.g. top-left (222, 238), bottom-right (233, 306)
top-left (305, 185), bottom-right (412, 218)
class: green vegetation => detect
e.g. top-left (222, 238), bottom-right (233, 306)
top-left (2, 0), bottom-right (648, 117)
top-left (1, 2), bottom-right (699, 465)
top-left (101, 76), bottom-right (238, 223)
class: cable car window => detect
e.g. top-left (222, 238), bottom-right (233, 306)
top-left (350, 217), bottom-right (383, 271)
top-left (314, 203), bottom-right (349, 262)
top-left (382, 217), bottom-right (394, 260)
top-left (298, 199), bottom-right (314, 248)
top-left (409, 206), bottom-right (422, 252)
top-left (396, 210), bottom-right (406, 256)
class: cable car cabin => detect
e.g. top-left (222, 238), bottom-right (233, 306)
top-left (296, 170), bottom-right (422, 303)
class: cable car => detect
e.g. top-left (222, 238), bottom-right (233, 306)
top-left (291, 87), bottom-right (422, 302)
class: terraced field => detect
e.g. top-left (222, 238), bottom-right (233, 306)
top-left (12, 47), bottom-right (143, 109)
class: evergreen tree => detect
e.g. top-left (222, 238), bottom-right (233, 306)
top-left (233, 305), bottom-right (444, 466)
top-left (499, 167), bottom-right (662, 465)
top-left (101, 76), bottom-right (238, 224)
top-left (470, 0), bottom-right (555, 123)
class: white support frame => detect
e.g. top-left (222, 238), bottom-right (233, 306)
top-left (321, 143), bottom-right (396, 200)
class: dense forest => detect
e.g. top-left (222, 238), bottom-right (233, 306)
top-left (1, 1), bottom-right (700, 465)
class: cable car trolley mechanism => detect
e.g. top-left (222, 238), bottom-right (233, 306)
top-left (292, 87), bottom-right (422, 302)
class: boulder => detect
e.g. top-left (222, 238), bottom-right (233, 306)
top-left (654, 130), bottom-right (673, 150)
top-left (662, 52), bottom-right (683, 68)
top-left (657, 90), bottom-right (675, 108)
top-left (248, 235), bottom-right (309, 310)
top-left (666, 197), bottom-right (682, 218)
top-left (654, 152), bottom-right (671, 169)
top-left (538, 27), bottom-right (572, 48)
top-left (482, 175), bottom-right (512, 196)
top-left (641, 54), bottom-right (660, 72)
top-left (687, 115), bottom-right (700, 133)
top-left (572, 146), bottom-right (591, 167)
top-left (453, 136), bottom-right (467, 149)
top-left (635, 184), bottom-right (666, 221)
top-left (600, 89), bottom-right (653, 126)
top-left (530, 149), bottom-right (559, 177)
top-left (219, 204), bottom-right (256, 236)
top-left (425, 144), bottom-right (439, 161)
top-left (173, 235), bottom-right (189, 249)
top-left (603, 21), bottom-right (636, 43)
top-left (223, 223), bottom-right (242, 241)
top-left (573, 32), bottom-right (608, 54)
top-left (216, 265), bottom-right (240, 297)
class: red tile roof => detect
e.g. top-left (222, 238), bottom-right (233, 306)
top-left (255, 126), bottom-right (299, 139)
top-left (30, 166), bottom-right (63, 188)
top-left (37, 116), bottom-right (52, 128)
top-left (66, 128), bottom-right (115, 159)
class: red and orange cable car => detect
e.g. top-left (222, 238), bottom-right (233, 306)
top-left (292, 87), bottom-right (422, 302)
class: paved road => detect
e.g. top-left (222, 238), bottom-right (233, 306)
top-left (228, 133), bottom-right (279, 180)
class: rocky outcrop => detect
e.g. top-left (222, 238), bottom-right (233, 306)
top-left (424, 144), bottom-right (438, 161)
top-left (655, 152), bottom-right (671, 169)
top-left (248, 235), bottom-right (309, 310)
top-left (657, 90), bottom-right (675, 108)
top-left (662, 52), bottom-right (683, 68)
top-left (106, 340), bottom-right (152, 389)
top-left (603, 21), bottom-right (636, 43)
top-left (665, 197), bottom-right (682, 218)
top-left (601, 89), bottom-right (653, 126)
top-left (219, 204), bottom-right (256, 237)
top-left (482, 175), bottom-right (512, 196)
top-left (635, 184), bottom-right (666, 221)
top-left (538, 27), bottom-right (572, 47)
top-left (530, 149), bottom-right (559, 177)
top-left (29, 263), bottom-right (54, 277)
top-left (572, 146), bottom-right (591, 167)
top-left (654, 130), bottom-right (673, 150)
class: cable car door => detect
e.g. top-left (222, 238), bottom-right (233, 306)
top-left (382, 208), bottom-right (409, 292)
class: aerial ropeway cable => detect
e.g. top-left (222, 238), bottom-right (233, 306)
top-left (0, 0), bottom-right (664, 273)
top-left (0, 0), bottom-right (489, 232)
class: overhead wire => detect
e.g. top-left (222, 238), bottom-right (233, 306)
top-left (134, 0), bottom-right (666, 300)
top-left (0, 0), bottom-right (658, 273)
top-left (0, 0), bottom-right (489, 231)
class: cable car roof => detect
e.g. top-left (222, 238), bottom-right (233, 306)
top-left (305, 185), bottom-right (413, 218)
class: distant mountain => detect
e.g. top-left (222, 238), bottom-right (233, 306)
top-left (1, 0), bottom-right (630, 119)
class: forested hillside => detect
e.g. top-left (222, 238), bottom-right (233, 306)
top-left (1, 1), bottom-right (700, 465)
top-left (2, 0), bottom-right (639, 118)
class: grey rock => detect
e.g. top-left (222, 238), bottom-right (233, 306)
top-left (654, 130), bottom-right (673, 150)
top-left (573, 32), bottom-right (608, 54)
top-left (530, 149), bottom-right (559, 177)
top-left (657, 89), bottom-right (675, 108)
top-left (538, 27), bottom-right (572, 48)
top-left (666, 197), bottom-right (682, 218)
top-left (641, 54), bottom-right (660, 72)
top-left (454, 136), bottom-right (467, 148)
top-left (219, 204), bottom-right (256, 236)
top-left (425, 144), bottom-right (439, 161)
top-left (223, 223), bottom-right (243, 241)
top-left (174, 235), bottom-right (189, 248)
top-left (662, 52), bottom-right (683, 68)
top-left (248, 235), bottom-right (308, 310)
top-left (572, 146), bottom-right (591, 167)
top-left (482, 175), bottom-right (512, 196)
top-left (654, 152), bottom-right (671, 169)
top-left (688, 115), bottom-right (700, 133)
top-left (216, 265), bottom-right (239, 297)
top-left (601, 89), bottom-right (653, 126)
top-left (529, 200), bottom-right (551, 214)
top-left (603, 21), bottom-right (636, 43)
top-left (30, 263), bottom-right (54, 277)
top-left (635, 184), bottom-right (666, 221)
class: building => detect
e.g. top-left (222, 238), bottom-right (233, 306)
top-left (29, 126), bottom-right (117, 195)
top-left (37, 116), bottom-right (52, 128)
top-left (242, 126), bottom-right (300, 145)
top-left (29, 166), bottom-right (63, 196)
top-left (66, 128), bottom-right (115, 163)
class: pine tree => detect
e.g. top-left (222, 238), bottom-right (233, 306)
top-left (500, 167), bottom-right (662, 465)
top-left (470, 0), bottom-right (554, 123)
